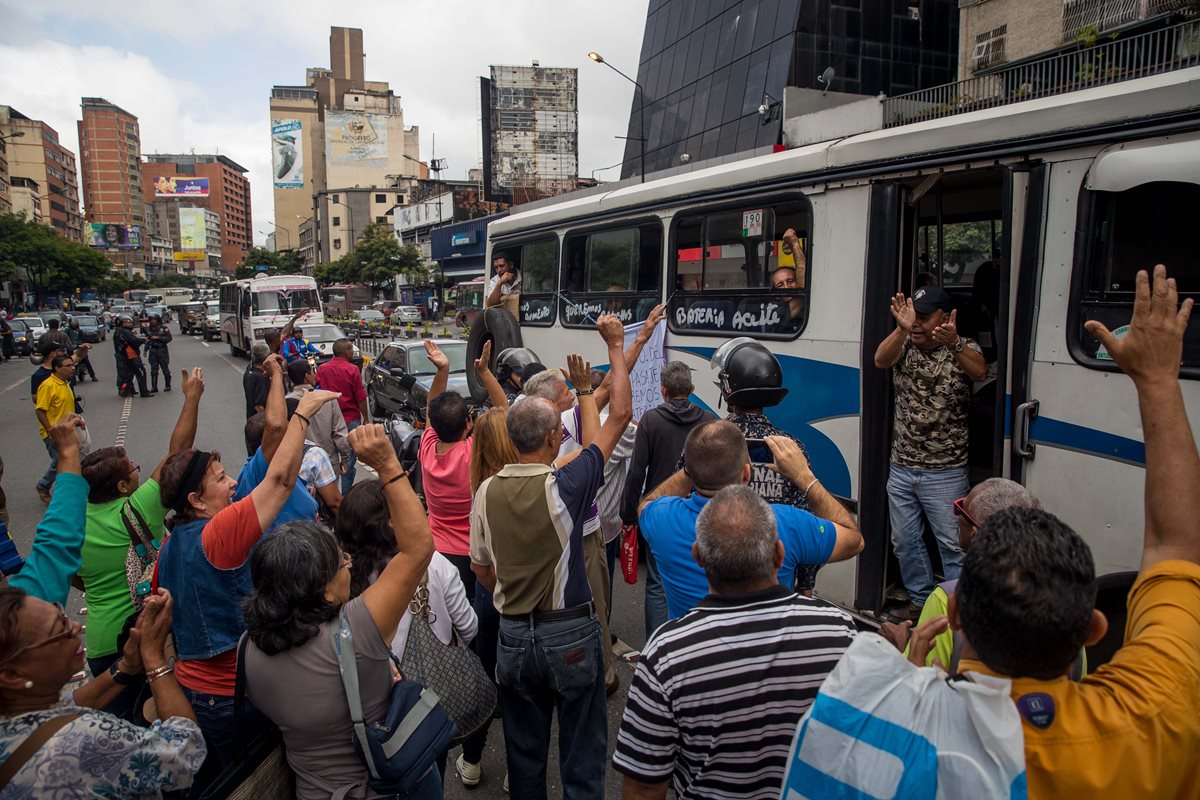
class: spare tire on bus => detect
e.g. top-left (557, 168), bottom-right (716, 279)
top-left (466, 307), bottom-right (522, 404)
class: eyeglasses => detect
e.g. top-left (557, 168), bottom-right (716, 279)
top-left (2, 603), bottom-right (75, 663)
top-left (129, 462), bottom-right (141, 474)
top-left (952, 497), bottom-right (980, 530)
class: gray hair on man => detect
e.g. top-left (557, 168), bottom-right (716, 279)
top-left (506, 397), bottom-right (562, 454)
top-left (661, 361), bottom-right (693, 399)
top-left (695, 485), bottom-right (779, 593)
top-left (972, 478), bottom-right (1041, 524)
top-left (251, 342), bottom-right (271, 365)
top-left (522, 368), bottom-right (566, 400)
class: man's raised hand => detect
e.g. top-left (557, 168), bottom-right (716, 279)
top-left (890, 293), bottom-right (915, 333)
top-left (423, 338), bottom-right (450, 371)
top-left (597, 313), bottom-right (624, 348)
top-left (473, 340), bottom-right (493, 375)
top-left (1085, 264), bottom-right (1193, 386)
top-left (181, 367), bottom-right (204, 399)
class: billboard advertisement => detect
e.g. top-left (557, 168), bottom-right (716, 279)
top-left (85, 223), bottom-right (141, 250)
top-left (272, 118), bottom-right (304, 188)
top-left (178, 208), bottom-right (207, 252)
top-left (174, 251), bottom-right (206, 261)
top-left (326, 112), bottom-right (388, 164)
top-left (152, 176), bottom-right (210, 197)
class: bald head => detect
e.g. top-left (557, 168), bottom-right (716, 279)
top-left (695, 485), bottom-right (780, 594)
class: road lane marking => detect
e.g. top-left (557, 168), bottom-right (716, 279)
top-left (0, 376), bottom-right (25, 398)
top-left (115, 396), bottom-right (132, 447)
top-left (202, 342), bottom-right (209, 348)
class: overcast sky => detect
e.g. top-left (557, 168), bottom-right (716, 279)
top-left (0, 0), bottom-right (649, 245)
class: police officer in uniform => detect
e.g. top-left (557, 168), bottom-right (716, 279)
top-left (143, 313), bottom-right (172, 392)
top-left (709, 337), bottom-right (822, 595)
top-left (113, 315), bottom-right (151, 398)
top-left (493, 346), bottom-right (545, 405)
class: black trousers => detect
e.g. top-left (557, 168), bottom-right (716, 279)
top-left (148, 349), bottom-right (170, 389)
top-left (118, 358), bottom-right (148, 396)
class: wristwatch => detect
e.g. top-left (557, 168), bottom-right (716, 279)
top-left (953, 337), bottom-right (965, 353)
top-left (109, 660), bottom-right (138, 685)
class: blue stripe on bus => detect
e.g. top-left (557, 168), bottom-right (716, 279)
top-left (671, 346), bottom-right (859, 498)
top-left (1029, 416), bottom-right (1146, 466)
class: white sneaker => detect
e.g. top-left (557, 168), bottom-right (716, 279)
top-left (456, 753), bottom-right (481, 787)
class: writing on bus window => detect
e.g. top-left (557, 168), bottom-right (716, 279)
top-left (563, 300), bottom-right (635, 326)
top-left (521, 299), bottom-right (554, 323)
top-left (671, 296), bottom-right (801, 335)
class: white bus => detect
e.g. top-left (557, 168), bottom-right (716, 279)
top-left (219, 274), bottom-right (324, 357)
top-left (479, 65), bottom-right (1200, 623)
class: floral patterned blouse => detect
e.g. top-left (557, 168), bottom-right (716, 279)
top-left (0, 701), bottom-right (206, 799)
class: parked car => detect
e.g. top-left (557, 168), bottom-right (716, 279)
top-left (201, 307), bottom-right (221, 341)
top-left (70, 315), bottom-right (106, 343)
top-left (303, 322), bottom-right (365, 368)
top-left (177, 302), bottom-right (208, 335)
top-left (372, 300), bottom-right (403, 319)
top-left (363, 339), bottom-right (469, 423)
top-left (351, 308), bottom-right (387, 337)
top-left (7, 319), bottom-right (33, 356)
top-left (15, 316), bottom-right (47, 343)
top-left (391, 305), bottom-right (422, 324)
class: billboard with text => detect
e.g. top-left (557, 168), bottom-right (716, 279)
top-left (326, 112), bottom-right (388, 164)
top-left (152, 176), bottom-right (210, 197)
top-left (84, 223), bottom-right (141, 250)
top-left (272, 118), bottom-right (304, 188)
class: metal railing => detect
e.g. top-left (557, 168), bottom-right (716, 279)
top-left (1063, 0), bottom-right (1141, 41)
top-left (327, 317), bottom-right (465, 358)
top-left (883, 19), bottom-right (1200, 128)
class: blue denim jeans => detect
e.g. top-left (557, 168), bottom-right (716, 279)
top-left (642, 543), bottom-right (669, 641)
top-left (341, 418), bottom-right (361, 495)
top-left (497, 612), bottom-right (607, 800)
top-left (462, 578), bottom-right (499, 765)
top-left (886, 463), bottom-right (969, 606)
top-left (37, 437), bottom-right (59, 493)
top-left (180, 686), bottom-right (266, 799)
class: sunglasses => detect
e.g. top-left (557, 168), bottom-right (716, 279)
top-left (952, 497), bottom-right (980, 530)
top-left (2, 603), bottom-right (76, 664)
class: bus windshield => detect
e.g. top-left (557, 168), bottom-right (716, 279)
top-left (252, 288), bottom-right (320, 314)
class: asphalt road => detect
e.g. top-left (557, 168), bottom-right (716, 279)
top-left (0, 325), bottom-right (651, 799)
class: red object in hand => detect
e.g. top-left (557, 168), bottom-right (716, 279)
top-left (621, 523), bottom-right (639, 585)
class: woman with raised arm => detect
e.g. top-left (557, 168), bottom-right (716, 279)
top-left (242, 423), bottom-right (435, 799)
top-left (154, 354), bottom-right (339, 796)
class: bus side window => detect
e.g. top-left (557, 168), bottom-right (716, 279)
top-left (507, 237), bottom-right (557, 327)
top-left (1071, 180), bottom-right (1200, 374)
top-left (669, 197), bottom-right (810, 338)
top-left (560, 222), bottom-right (663, 327)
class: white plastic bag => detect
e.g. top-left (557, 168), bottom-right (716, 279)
top-left (779, 633), bottom-right (1026, 800)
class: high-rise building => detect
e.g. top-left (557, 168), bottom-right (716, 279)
top-left (269, 26), bottom-right (422, 264)
top-left (617, 0), bottom-right (960, 178)
top-left (78, 97), bottom-right (146, 273)
top-left (480, 63), bottom-right (579, 204)
top-left (0, 133), bottom-right (11, 215)
top-left (10, 177), bottom-right (42, 223)
top-left (0, 106), bottom-right (84, 241)
top-left (142, 153), bottom-right (253, 273)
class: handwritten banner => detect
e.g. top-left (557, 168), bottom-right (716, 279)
top-left (625, 317), bottom-right (666, 422)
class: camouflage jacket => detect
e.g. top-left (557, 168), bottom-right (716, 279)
top-left (890, 336), bottom-right (982, 469)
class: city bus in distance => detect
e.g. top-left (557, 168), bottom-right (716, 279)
top-left (452, 276), bottom-right (486, 329)
top-left (478, 64), bottom-right (1200, 628)
top-left (162, 287), bottom-right (194, 308)
top-left (219, 274), bottom-right (324, 357)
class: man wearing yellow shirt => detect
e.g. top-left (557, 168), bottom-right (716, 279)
top-left (34, 354), bottom-right (77, 502)
top-left (949, 265), bottom-right (1199, 798)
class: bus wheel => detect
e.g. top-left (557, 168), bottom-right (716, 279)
top-left (466, 308), bottom-right (521, 404)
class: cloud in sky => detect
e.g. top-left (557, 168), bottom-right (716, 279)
top-left (0, 0), bottom-right (649, 246)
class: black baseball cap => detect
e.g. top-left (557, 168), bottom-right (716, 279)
top-left (911, 285), bottom-right (954, 314)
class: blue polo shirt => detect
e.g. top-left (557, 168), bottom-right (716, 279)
top-left (638, 493), bottom-right (837, 620)
top-left (234, 447), bottom-right (318, 531)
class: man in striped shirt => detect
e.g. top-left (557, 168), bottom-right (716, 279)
top-left (470, 313), bottom-right (633, 799)
top-left (613, 485), bottom-right (857, 799)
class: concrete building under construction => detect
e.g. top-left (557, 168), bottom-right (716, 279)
top-left (481, 63), bottom-right (579, 205)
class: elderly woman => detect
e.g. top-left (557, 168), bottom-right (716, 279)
top-left (154, 354), bottom-right (339, 795)
top-left (242, 423), bottom-right (435, 800)
top-left (0, 587), bottom-right (205, 796)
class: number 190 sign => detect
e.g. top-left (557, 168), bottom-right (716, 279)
top-left (742, 209), bottom-right (763, 237)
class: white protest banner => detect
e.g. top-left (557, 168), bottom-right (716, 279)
top-left (624, 317), bottom-right (666, 422)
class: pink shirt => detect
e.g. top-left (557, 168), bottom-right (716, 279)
top-left (418, 426), bottom-right (473, 556)
top-left (315, 357), bottom-right (366, 424)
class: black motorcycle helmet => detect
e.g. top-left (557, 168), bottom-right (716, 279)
top-left (495, 347), bottom-right (542, 385)
top-left (710, 337), bottom-right (788, 408)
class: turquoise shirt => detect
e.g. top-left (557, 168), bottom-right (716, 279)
top-left (11, 473), bottom-right (89, 605)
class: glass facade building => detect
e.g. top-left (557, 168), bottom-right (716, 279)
top-left (620, 0), bottom-right (960, 178)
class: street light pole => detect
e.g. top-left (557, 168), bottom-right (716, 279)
top-left (263, 220), bottom-right (291, 250)
top-left (331, 197), bottom-right (354, 255)
top-left (588, 52), bottom-right (646, 183)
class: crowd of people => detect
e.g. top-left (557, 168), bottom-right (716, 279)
top-left (0, 263), bottom-right (1196, 800)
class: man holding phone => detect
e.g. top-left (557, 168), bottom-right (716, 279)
top-left (637, 420), bottom-right (863, 620)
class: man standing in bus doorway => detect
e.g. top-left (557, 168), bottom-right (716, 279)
top-left (874, 286), bottom-right (987, 619)
top-left (143, 314), bottom-right (172, 392)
